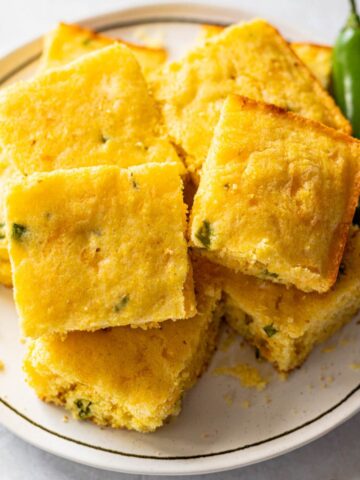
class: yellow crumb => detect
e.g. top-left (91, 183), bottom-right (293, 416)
top-left (340, 338), bottom-right (350, 346)
top-left (321, 344), bottom-right (336, 353)
top-left (214, 363), bottom-right (268, 391)
top-left (349, 363), bottom-right (360, 370)
top-left (320, 374), bottom-right (334, 388)
top-left (264, 394), bottom-right (272, 405)
top-left (0, 360), bottom-right (4, 371)
top-left (219, 329), bottom-right (238, 352)
top-left (277, 372), bottom-right (288, 382)
top-left (223, 392), bottom-right (235, 406)
top-left (62, 415), bottom-right (69, 423)
top-left (241, 400), bottom-right (251, 409)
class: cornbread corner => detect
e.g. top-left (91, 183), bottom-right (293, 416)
top-left (220, 226), bottom-right (360, 372)
top-left (38, 22), bottom-right (167, 79)
top-left (0, 43), bottom-right (183, 176)
top-left (6, 163), bottom-right (195, 337)
top-left (190, 95), bottom-right (360, 293)
top-left (291, 42), bottom-right (332, 90)
top-left (198, 25), bottom-right (333, 89)
top-left (23, 259), bottom-right (223, 432)
top-left (152, 19), bottom-right (350, 176)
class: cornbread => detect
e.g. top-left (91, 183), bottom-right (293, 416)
top-left (190, 95), bottom-right (360, 293)
top-left (221, 227), bottom-right (360, 372)
top-left (38, 23), bottom-right (167, 79)
top-left (152, 19), bottom-right (350, 177)
top-left (198, 25), bottom-right (332, 89)
top-left (0, 152), bottom-right (21, 287)
top-left (23, 261), bottom-right (222, 432)
top-left (0, 44), bottom-right (182, 176)
top-left (291, 43), bottom-right (332, 89)
top-left (6, 164), bottom-right (195, 337)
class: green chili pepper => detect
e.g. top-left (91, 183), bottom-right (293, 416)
top-left (332, 0), bottom-right (360, 138)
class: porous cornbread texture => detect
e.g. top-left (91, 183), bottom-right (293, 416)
top-left (198, 25), bottom-right (332, 89)
top-left (291, 43), bottom-right (332, 90)
top-left (221, 227), bottom-right (360, 372)
top-left (38, 23), bottom-right (167, 79)
top-left (0, 44), bottom-right (182, 176)
top-left (152, 19), bottom-right (350, 176)
top-left (190, 95), bottom-right (360, 293)
top-left (0, 152), bottom-right (21, 286)
top-left (6, 164), bottom-right (195, 337)
top-left (23, 261), bottom-right (222, 432)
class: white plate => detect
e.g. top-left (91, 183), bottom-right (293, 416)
top-left (0, 2), bottom-right (359, 476)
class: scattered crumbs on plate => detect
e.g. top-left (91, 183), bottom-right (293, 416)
top-left (320, 374), bottom-right (334, 388)
top-left (339, 337), bottom-right (350, 346)
top-left (264, 394), bottom-right (272, 405)
top-left (0, 360), bottom-right (4, 371)
top-left (321, 344), bottom-right (336, 353)
top-left (62, 415), bottom-right (69, 423)
top-left (223, 390), bottom-right (236, 406)
top-left (20, 337), bottom-right (26, 344)
top-left (241, 399), bottom-right (251, 409)
top-left (201, 432), bottom-right (210, 439)
top-left (132, 27), bottom-right (165, 48)
top-left (349, 363), bottom-right (360, 370)
top-left (214, 363), bottom-right (268, 391)
top-left (277, 371), bottom-right (288, 382)
top-left (219, 328), bottom-right (238, 352)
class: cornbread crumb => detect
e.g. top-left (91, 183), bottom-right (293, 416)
top-left (321, 345), bottom-right (336, 353)
top-left (241, 400), bottom-right (251, 409)
top-left (62, 415), bottom-right (69, 423)
top-left (349, 363), bottom-right (360, 370)
top-left (219, 328), bottom-right (238, 352)
top-left (214, 363), bottom-right (268, 391)
top-left (0, 360), bottom-right (4, 371)
top-left (277, 372), bottom-right (288, 382)
top-left (223, 392), bottom-right (235, 406)
top-left (340, 337), bottom-right (350, 346)
top-left (264, 394), bottom-right (272, 405)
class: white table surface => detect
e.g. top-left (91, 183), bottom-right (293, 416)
top-left (0, 0), bottom-right (359, 478)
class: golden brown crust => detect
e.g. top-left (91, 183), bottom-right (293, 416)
top-left (229, 94), bottom-right (360, 290)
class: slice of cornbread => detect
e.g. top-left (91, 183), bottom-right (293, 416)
top-left (190, 95), bottom-right (360, 293)
top-left (220, 227), bottom-right (360, 372)
top-left (0, 44), bottom-right (182, 176)
top-left (38, 23), bottom-right (167, 79)
top-left (23, 260), bottom-right (222, 432)
top-left (6, 164), bottom-right (195, 337)
top-left (0, 152), bottom-right (21, 287)
top-left (152, 19), bottom-right (350, 176)
top-left (197, 25), bottom-right (332, 89)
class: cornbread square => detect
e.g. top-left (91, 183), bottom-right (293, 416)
top-left (6, 164), bottom-right (195, 337)
top-left (23, 261), bottom-right (222, 432)
top-left (190, 95), bottom-right (360, 293)
top-left (152, 19), bottom-right (350, 176)
top-left (197, 25), bottom-right (332, 89)
top-left (0, 44), bottom-right (182, 176)
top-left (38, 23), bottom-right (167, 79)
top-left (220, 227), bottom-right (360, 372)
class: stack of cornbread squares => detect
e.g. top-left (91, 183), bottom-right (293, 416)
top-left (0, 20), bottom-right (360, 432)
